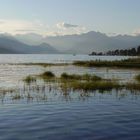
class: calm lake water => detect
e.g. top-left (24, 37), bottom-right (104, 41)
top-left (0, 54), bottom-right (140, 140)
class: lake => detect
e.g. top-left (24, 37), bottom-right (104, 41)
top-left (0, 54), bottom-right (140, 140)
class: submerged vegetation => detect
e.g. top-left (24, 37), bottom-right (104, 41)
top-left (73, 58), bottom-right (140, 68)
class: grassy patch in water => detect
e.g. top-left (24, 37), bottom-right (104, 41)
top-left (61, 73), bottom-right (102, 81)
top-left (23, 71), bottom-right (140, 92)
top-left (73, 58), bottom-right (140, 68)
top-left (39, 71), bottom-right (55, 79)
top-left (64, 81), bottom-right (122, 91)
top-left (11, 63), bottom-right (70, 67)
top-left (23, 76), bottom-right (36, 84)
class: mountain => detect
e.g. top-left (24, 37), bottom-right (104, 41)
top-left (5, 31), bottom-right (140, 54)
top-left (31, 43), bottom-right (59, 54)
top-left (44, 31), bottom-right (140, 54)
top-left (0, 35), bottom-right (58, 54)
top-left (14, 33), bottom-right (44, 45)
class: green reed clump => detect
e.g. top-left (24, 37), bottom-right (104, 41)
top-left (23, 76), bottom-right (36, 84)
top-left (73, 58), bottom-right (140, 68)
top-left (39, 71), bottom-right (55, 79)
top-left (82, 74), bottom-right (102, 81)
top-left (61, 73), bottom-right (102, 81)
top-left (61, 73), bottom-right (81, 80)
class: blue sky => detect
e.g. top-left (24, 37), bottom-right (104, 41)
top-left (0, 0), bottom-right (140, 36)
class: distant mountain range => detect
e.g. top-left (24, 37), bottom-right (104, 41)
top-left (0, 35), bottom-right (59, 54)
top-left (0, 31), bottom-right (140, 54)
top-left (44, 31), bottom-right (140, 54)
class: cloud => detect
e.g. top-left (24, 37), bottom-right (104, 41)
top-left (0, 19), bottom-right (88, 36)
top-left (54, 22), bottom-right (88, 36)
top-left (0, 21), bottom-right (5, 24)
top-left (56, 22), bottom-right (78, 29)
top-left (15, 29), bottom-right (38, 32)
top-left (0, 19), bottom-right (49, 35)
top-left (132, 29), bottom-right (140, 36)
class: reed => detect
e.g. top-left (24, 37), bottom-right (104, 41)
top-left (61, 80), bottom-right (122, 91)
top-left (23, 76), bottom-right (36, 84)
top-left (39, 71), bottom-right (55, 79)
top-left (73, 58), bottom-right (140, 68)
top-left (61, 73), bottom-right (102, 81)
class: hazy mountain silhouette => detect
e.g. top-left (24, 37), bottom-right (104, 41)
top-left (1, 31), bottom-right (140, 54)
top-left (0, 35), bottom-right (59, 54)
top-left (44, 31), bottom-right (140, 54)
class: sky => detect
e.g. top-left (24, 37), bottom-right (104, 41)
top-left (0, 0), bottom-right (140, 36)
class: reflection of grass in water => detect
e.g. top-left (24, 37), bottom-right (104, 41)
top-left (12, 93), bottom-right (23, 100)
top-left (61, 80), bottom-right (122, 91)
top-left (126, 83), bottom-right (140, 91)
top-left (135, 74), bottom-right (140, 82)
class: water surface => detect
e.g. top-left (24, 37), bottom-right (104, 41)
top-left (0, 54), bottom-right (140, 140)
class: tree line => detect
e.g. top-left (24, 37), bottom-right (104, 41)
top-left (90, 46), bottom-right (140, 56)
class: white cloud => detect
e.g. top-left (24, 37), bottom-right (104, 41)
top-left (56, 22), bottom-right (78, 29)
top-left (132, 29), bottom-right (140, 36)
top-left (0, 19), bottom-right (48, 35)
top-left (0, 19), bottom-right (88, 36)
top-left (55, 22), bottom-right (87, 36)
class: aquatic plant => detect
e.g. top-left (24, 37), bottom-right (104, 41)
top-left (39, 71), bottom-right (55, 79)
top-left (11, 63), bottom-right (70, 67)
top-left (23, 76), bottom-right (36, 84)
top-left (61, 73), bottom-right (102, 81)
top-left (73, 58), bottom-right (140, 68)
top-left (61, 80), bottom-right (122, 92)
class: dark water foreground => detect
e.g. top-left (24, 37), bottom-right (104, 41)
top-left (0, 90), bottom-right (140, 140)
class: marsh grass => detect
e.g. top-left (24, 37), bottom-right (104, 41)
top-left (22, 71), bottom-right (140, 97)
top-left (11, 63), bottom-right (70, 67)
top-left (64, 80), bottom-right (122, 91)
top-left (39, 71), bottom-right (55, 79)
top-left (23, 76), bottom-right (36, 84)
top-left (73, 58), bottom-right (140, 68)
top-left (61, 73), bottom-right (102, 81)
